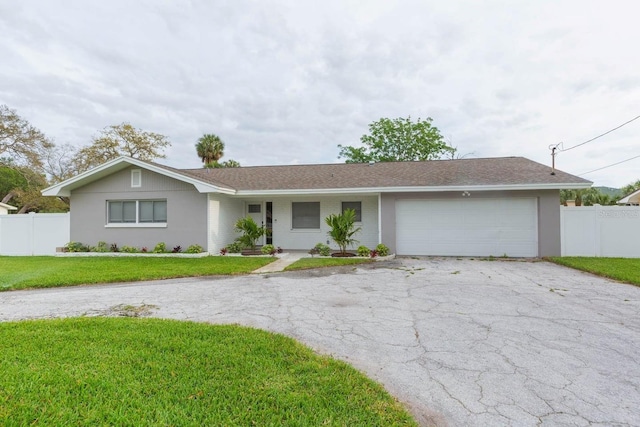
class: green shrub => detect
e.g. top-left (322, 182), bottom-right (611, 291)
top-left (153, 242), bottom-right (167, 253)
top-left (226, 241), bottom-right (244, 253)
top-left (185, 244), bottom-right (204, 254)
top-left (314, 243), bottom-right (331, 256)
top-left (261, 244), bottom-right (277, 255)
top-left (375, 244), bottom-right (390, 257)
top-left (65, 241), bottom-right (88, 253)
top-left (120, 245), bottom-right (139, 253)
top-left (91, 241), bottom-right (109, 253)
top-left (356, 245), bottom-right (370, 257)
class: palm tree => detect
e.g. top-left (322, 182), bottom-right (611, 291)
top-left (325, 208), bottom-right (361, 256)
top-left (234, 216), bottom-right (268, 252)
top-left (195, 134), bottom-right (224, 167)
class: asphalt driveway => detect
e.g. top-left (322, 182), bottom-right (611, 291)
top-left (1, 258), bottom-right (639, 426)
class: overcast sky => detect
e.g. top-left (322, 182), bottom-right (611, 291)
top-left (1, 0), bottom-right (638, 188)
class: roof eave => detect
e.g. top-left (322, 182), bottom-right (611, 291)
top-left (617, 189), bottom-right (640, 204)
top-left (0, 202), bottom-right (17, 210)
top-left (232, 182), bottom-right (593, 196)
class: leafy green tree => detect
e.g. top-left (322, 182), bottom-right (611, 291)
top-left (560, 188), bottom-right (616, 206)
top-left (218, 159), bottom-right (241, 168)
top-left (338, 116), bottom-right (455, 163)
top-left (196, 134), bottom-right (225, 167)
top-left (208, 159), bottom-right (241, 168)
top-left (0, 104), bottom-right (53, 169)
top-left (0, 163), bottom-right (28, 204)
top-left (325, 209), bottom-right (361, 255)
top-left (234, 216), bottom-right (268, 251)
top-left (0, 162), bottom-right (67, 213)
top-left (73, 123), bottom-right (170, 172)
top-left (588, 192), bottom-right (613, 206)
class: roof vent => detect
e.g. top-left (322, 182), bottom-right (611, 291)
top-left (368, 161), bottom-right (375, 166)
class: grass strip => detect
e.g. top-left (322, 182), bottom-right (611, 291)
top-left (0, 318), bottom-right (416, 426)
top-left (0, 256), bottom-right (275, 291)
top-left (285, 257), bottom-right (373, 271)
top-left (548, 257), bottom-right (640, 286)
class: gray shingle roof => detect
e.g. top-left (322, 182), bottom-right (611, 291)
top-left (175, 157), bottom-right (590, 191)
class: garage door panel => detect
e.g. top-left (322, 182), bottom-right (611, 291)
top-left (396, 198), bottom-right (538, 257)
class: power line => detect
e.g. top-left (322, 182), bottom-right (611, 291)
top-left (561, 114), bottom-right (640, 152)
top-left (579, 153), bottom-right (640, 176)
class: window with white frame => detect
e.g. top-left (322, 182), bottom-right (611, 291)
top-left (292, 202), bottom-right (320, 229)
top-left (342, 201), bottom-right (362, 222)
top-left (107, 200), bottom-right (167, 224)
top-left (139, 200), bottom-right (167, 223)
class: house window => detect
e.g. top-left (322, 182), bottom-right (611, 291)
top-left (108, 201), bottom-right (137, 223)
top-left (139, 200), bottom-right (167, 223)
top-left (248, 204), bottom-right (261, 213)
top-left (292, 202), bottom-right (320, 229)
top-left (107, 200), bottom-right (167, 224)
top-left (342, 201), bottom-right (362, 222)
top-left (131, 169), bottom-right (141, 188)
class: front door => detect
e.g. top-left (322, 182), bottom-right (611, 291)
top-left (265, 201), bottom-right (273, 245)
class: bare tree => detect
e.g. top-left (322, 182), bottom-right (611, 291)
top-left (73, 123), bottom-right (171, 172)
top-left (0, 104), bottom-right (53, 169)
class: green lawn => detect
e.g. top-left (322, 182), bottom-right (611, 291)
top-left (0, 318), bottom-right (417, 426)
top-left (0, 256), bottom-right (275, 291)
top-left (285, 257), bottom-right (373, 271)
top-left (549, 257), bottom-right (640, 286)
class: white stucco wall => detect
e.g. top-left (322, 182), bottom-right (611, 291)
top-left (264, 195), bottom-right (379, 251)
top-left (207, 194), bottom-right (380, 253)
top-left (208, 193), bottom-right (243, 253)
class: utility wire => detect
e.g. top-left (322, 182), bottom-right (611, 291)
top-left (561, 114), bottom-right (640, 152)
top-left (579, 153), bottom-right (640, 176)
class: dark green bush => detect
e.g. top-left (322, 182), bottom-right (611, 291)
top-left (375, 244), bottom-right (390, 257)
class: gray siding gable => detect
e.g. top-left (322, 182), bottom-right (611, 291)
top-left (70, 166), bottom-right (208, 250)
top-left (73, 166), bottom-right (195, 194)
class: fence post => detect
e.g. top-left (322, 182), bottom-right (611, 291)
top-left (560, 206), bottom-right (565, 256)
top-left (594, 205), bottom-right (601, 257)
top-left (30, 212), bottom-right (36, 256)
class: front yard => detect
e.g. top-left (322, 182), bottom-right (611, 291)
top-left (285, 257), bottom-right (373, 271)
top-left (0, 318), bottom-right (416, 426)
top-left (549, 257), bottom-right (640, 286)
top-left (0, 256), bottom-right (275, 291)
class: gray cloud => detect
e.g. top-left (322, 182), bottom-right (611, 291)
top-left (1, 0), bottom-right (639, 187)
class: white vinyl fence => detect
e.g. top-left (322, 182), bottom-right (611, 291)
top-left (561, 206), bottom-right (640, 257)
top-left (2, 208), bottom-right (637, 257)
top-left (0, 213), bottom-right (70, 255)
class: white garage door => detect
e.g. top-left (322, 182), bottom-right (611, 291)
top-left (396, 198), bottom-right (538, 257)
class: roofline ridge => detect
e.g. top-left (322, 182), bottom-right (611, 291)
top-left (177, 156), bottom-right (530, 172)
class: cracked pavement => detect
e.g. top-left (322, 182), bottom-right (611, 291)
top-left (1, 258), bottom-right (639, 426)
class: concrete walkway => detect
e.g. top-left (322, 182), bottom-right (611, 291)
top-left (1, 258), bottom-right (639, 426)
top-left (251, 251), bottom-right (308, 273)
